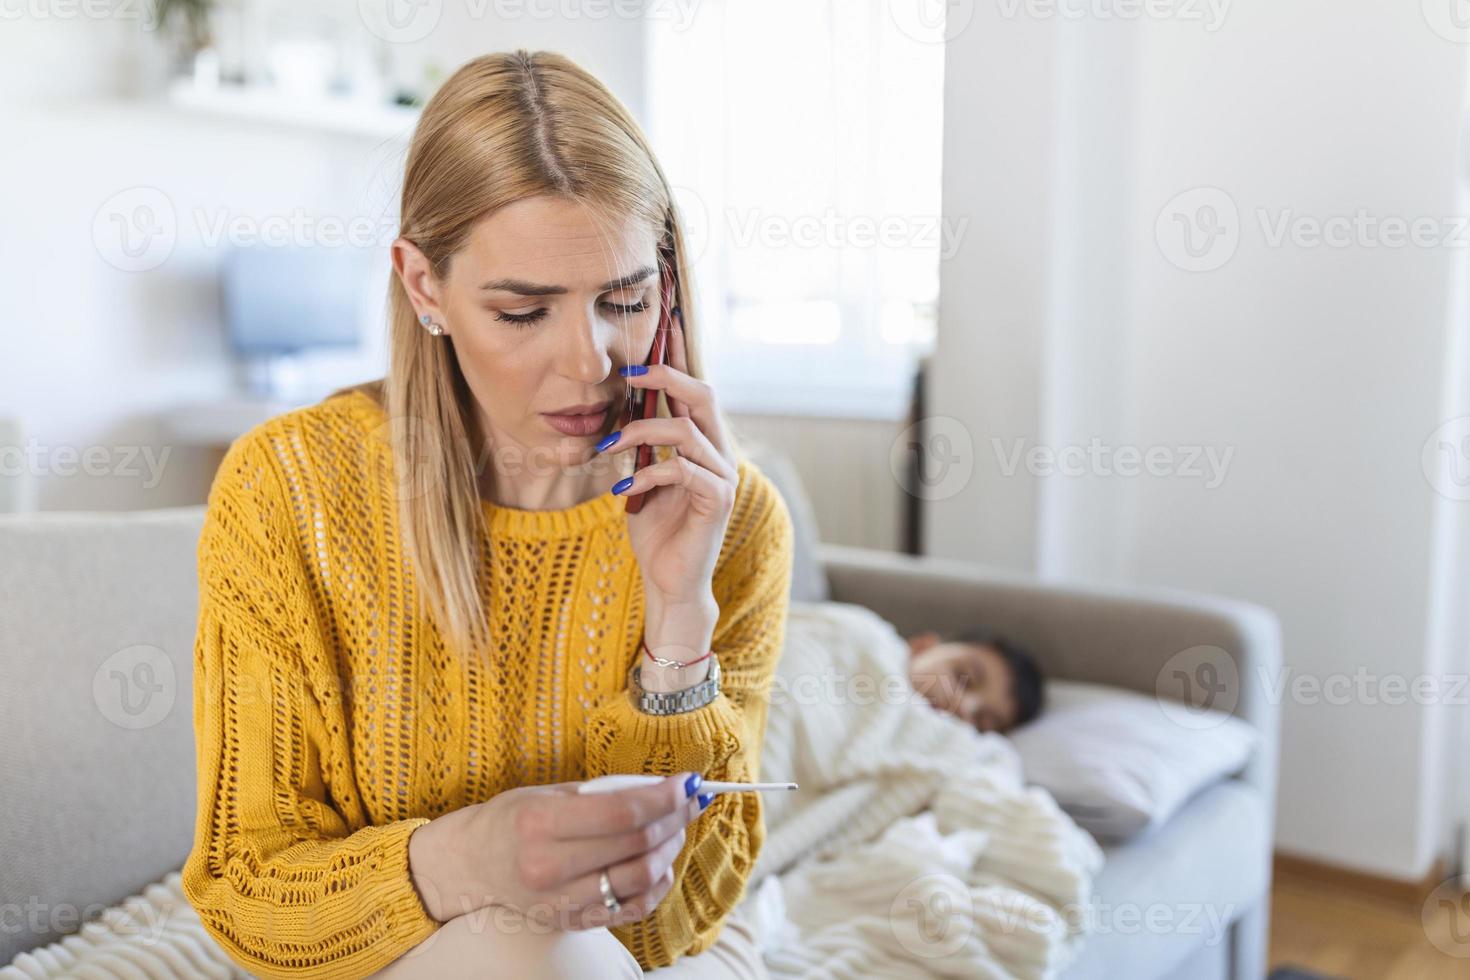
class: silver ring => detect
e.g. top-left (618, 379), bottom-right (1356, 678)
top-left (598, 869), bottom-right (622, 915)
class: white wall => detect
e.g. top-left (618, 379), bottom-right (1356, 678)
top-left (926, 10), bottom-right (1057, 568)
top-left (931, 2), bottom-right (1470, 880)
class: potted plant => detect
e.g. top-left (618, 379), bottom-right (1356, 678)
top-left (150, 0), bottom-right (218, 85)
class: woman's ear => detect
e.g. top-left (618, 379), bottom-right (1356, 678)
top-left (392, 236), bottom-right (445, 328)
top-left (906, 631), bottom-right (941, 657)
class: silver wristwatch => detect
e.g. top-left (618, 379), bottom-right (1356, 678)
top-left (627, 653), bottom-right (721, 715)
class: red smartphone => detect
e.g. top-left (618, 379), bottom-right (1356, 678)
top-left (623, 241), bottom-right (677, 514)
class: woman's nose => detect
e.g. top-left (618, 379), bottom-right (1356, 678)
top-left (561, 309), bottom-right (615, 382)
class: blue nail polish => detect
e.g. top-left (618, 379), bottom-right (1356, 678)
top-left (697, 792), bottom-right (713, 810)
top-left (595, 431), bottom-right (621, 453)
top-left (619, 364), bottom-right (648, 377)
top-left (684, 773), bottom-right (702, 798)
top-left (611, 476), bottom-right (634, 495)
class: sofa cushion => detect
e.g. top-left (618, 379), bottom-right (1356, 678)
top-left (741, 444), bottom-right (830, 603)
top-left (1060, 779), bottom-right (1270, 980)
top-left (0, 507), bottom-right (206, 966)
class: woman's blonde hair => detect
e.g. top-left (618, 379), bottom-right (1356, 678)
top-left (332, 49), bottom-right (741, 660)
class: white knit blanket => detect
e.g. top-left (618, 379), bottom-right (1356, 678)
top-left (4, 601), bottom-right (1101, 980)
top-left (735, 601), bottom-right (1104, 979)
top-left (0, 873), bottom-right (251, 980)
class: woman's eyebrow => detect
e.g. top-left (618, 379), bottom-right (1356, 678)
top-left (479, 265), bottom-right (657, 296)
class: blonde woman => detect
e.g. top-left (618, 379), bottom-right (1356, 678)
top-left (181, 50), bottom-right (793, 979)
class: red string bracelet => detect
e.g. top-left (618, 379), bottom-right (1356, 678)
top-left (641, 639), bottom-right (713, 670)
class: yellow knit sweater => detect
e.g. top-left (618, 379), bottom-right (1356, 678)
top-left (181, 388), bottom-right (794, 978)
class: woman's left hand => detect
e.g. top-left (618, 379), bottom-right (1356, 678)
top-left (598, 310), bottom-right (739, 633)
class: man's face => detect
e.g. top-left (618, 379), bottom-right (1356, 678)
top-left (905, 632), bottom-right (1018, 734)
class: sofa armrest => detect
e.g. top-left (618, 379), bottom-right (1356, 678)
top-left (816, 543), bottom-right (1282, 803)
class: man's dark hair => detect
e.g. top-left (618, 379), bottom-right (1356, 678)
top-left (943, 626), bottom-right (1045, 728)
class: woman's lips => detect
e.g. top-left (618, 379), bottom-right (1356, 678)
top-left (541, 407), bottom-right (610, 436)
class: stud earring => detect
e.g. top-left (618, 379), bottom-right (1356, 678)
top-left (420, 313), bottom-right (444, 336)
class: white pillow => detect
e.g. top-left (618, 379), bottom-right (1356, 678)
top-left (1008, 679), bottom-right (1258, 843)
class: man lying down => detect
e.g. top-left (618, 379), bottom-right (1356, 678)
top-left (903, 626), bottom-right (1045, 735)
top-left (736, 601), bottom-right (1103, 980)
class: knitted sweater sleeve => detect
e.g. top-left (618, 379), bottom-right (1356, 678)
top-left (180, 429), bottom-right (439, 980)
top-left (583, 460), bottom-right (796, 969)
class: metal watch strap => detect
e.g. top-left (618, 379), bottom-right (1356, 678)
top-left (627, 653), bottom-right (721, 715)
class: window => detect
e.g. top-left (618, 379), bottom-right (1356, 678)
top-left (646, 1), bottom-right (945, 420)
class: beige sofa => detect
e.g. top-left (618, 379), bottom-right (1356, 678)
top-left (0, 451), bottom-right (1279, 979)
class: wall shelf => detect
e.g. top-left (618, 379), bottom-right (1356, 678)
top-left (166, 79), bottom-right (420, 141)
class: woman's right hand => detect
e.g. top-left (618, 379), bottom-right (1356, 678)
top-left (408, 772), bottom-right (708, 930)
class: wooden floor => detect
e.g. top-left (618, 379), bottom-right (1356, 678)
top-left (1268, 865), bottom-right (1470, 979)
